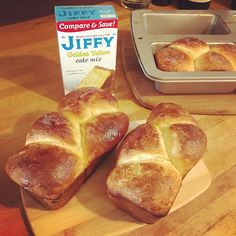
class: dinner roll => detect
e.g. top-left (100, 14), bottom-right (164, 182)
top-left (210, 44), bottom-right (236, 71)
top-left (154, 37), bottom-right (236, 72)
top-left (195, 52), bottom-right (234, 71)
top-left (155, 47), bottom-right (194, 72)
top-left (169, 37), bottom-right (210, 60)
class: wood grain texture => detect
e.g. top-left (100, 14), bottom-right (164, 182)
top-left (123, 166), bottom-right (236, 236)
top-left (0, 0), bottom-right (235, 236)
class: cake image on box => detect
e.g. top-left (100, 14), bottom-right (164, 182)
top-left (77, 66), bottom-right (114, 92)
top-left (54, 5), bottom-right (118, 94)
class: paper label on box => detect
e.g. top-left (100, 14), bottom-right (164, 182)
top-left (55, 5), bottom-right (118, 94)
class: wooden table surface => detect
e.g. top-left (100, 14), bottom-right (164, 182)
top-left (0, 1), bottom-right (235, 235)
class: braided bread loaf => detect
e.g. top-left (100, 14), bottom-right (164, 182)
top-left (5, 87), bottom-right (129, 209)
top-left (106, 103), bottom-right (207, 223)
top-left (155, 37), bottom-right (236, 72)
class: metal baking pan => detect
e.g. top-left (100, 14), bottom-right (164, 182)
top-left (131, 10), bottom-right (236, 94)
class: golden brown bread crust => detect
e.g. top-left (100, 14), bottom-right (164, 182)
top-left (30, 146), bottom-right (114, 210)
top-left (118, 123), bottom-right (164, 156)
top-left (155, 37), bottom-right (236, 72)
top-left (5, 87), bottom-right (129, 209)
top-left (169, 37), bottom-right (209, 60)
top-left (58, 87), bottom-right (118, 121)
top-left (195, 52), bottom-right (234, 71)
top-left (116, 123), bottom-right (168, 166)
top-left (26, 112), bottom-right (77, 146)
top-left (210, 44), bottom-right (236, 71)
top-left (28, 170), bottom-right (86, 209)
top-left (148, 103), bottom-right (207, 177)
top-left (107, 162), bottom-right (182, 220)
top-left (155, 47), bottom-right (194, 72)
top-left (106, 103), bottom-right (207, 223)
top-left (84, 112), bottom-right (130, 165)
top-left (5, 144), bottom-right (84, 200)
top-left (147, 102), bottom-right (197, 126)
top-left (163, 123), bottom-right (207, 177)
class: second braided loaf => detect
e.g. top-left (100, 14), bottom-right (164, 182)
top-left (106, 103), bottom-right (207, 223)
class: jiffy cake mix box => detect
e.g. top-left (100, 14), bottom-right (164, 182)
top-left (54, 5), bottom-right (118, 94)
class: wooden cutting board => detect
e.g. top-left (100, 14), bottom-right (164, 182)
top-left (21, 121), bottom-right (211, 236)
top-left (122, 32), bottom-right (236, 115)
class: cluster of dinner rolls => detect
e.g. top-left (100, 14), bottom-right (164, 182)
top-left (155, 37), bottom-right (236, 72)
